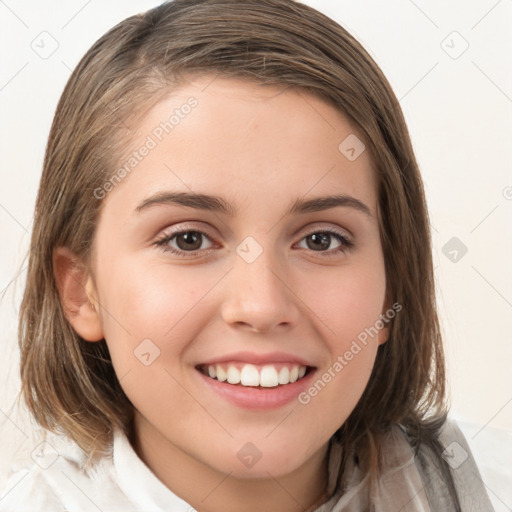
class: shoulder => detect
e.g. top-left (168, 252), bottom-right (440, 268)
top-left (0, 465), bottom-right (60, 511)
top-left (1, 429), bottom-right (194, 512)
top-left (412, 416), bottom-right (495, 511)
top-left (0, 436), bottom-right (135, 512)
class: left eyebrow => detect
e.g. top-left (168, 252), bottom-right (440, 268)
top-left (134, 191), bottom-right (372, 218)
top-left (288, 194), bottom-right (372, 217)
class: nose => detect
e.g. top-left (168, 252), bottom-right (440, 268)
top-left (220, 247), bottom-right (301, 334)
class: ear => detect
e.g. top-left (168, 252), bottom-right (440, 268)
top-left (53, 247), bottom-right (104, 342)
top-left (377, 322), bottom-right (389, 346)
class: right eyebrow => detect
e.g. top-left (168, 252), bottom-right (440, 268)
top-left (135, 191), bottom-right (238, 216)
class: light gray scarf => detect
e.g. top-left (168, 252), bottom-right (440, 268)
top-left (313, 419), bottom-right (494, 511)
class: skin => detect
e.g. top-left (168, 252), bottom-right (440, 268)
top-left (55, 75), bottom-right (389, 512)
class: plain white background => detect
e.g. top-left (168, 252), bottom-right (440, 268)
top-left (1, 0), bottom-right (511, 509)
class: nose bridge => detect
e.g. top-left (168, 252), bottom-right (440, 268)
top-left (236, 243), bottom-right (281, 297)
top-left (221, 235), bottom-right (299, 331)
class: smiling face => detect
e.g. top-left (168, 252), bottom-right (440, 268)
top-left (58, 75), bottom-right (389, 499)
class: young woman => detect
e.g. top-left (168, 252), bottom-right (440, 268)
top-left (1, 0), bottom-right (494, 510)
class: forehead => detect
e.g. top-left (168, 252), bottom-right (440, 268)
top-left (101, 75), bottom-right (377, 219)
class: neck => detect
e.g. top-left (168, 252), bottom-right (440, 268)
top-left (131, 413), bottom-right (331, 512)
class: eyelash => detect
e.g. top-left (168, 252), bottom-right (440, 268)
top-left (154, 226), bottom-right (354, 258)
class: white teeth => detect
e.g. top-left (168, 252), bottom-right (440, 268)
top-left (204, 363), bottom-right (308, 387)
top-left (278, 367), bottom-right (290, 385)
top-left (240, 364), bottom-right (260, 386)
top-left (227, 365), bottom-right (241, 384)
top-left (260, 365), bottom-right (279, 387)
top-left (216, 366), bottom-right (227, 382)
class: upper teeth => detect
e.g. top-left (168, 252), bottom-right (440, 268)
top-left (204, 364), bottom-right (307, 387)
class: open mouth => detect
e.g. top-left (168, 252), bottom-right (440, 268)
top-left (196, 362), bottom-right (314, 388)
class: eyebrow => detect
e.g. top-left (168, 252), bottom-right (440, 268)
top-left (135, 191), bottom-right (372, 217)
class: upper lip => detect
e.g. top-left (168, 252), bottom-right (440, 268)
top-left (198, 351), bottom-right (315, 367)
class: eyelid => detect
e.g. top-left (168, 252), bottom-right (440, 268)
top-left (156, 221), bottom-right (216, 240)
top-left (299, 224), bottom-right (353, 242)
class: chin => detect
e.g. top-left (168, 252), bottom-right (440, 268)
top-left (203, 438), bottom-right (316, 479)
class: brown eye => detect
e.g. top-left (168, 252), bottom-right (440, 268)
top-left (296, 229), bottom-right (353, 255)
top-left (155, 229), bottom-right (214, 256)
top-left (174, 231), bottom-right (204, 251)
top-left (306, 232), bottom-right (331, 251)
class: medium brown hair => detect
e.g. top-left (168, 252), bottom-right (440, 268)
top-left (19, 0), bottom-right (457, 504)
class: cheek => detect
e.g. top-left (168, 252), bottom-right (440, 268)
top-left (301, 258), bottom-right (387, 347)
top-left (94, 260), bottom-right (215, 420)
top-left (298, 343), bottom-right (378, 439)
top-left (94, 256), bottom-right (217, 368)
top-left (97, 259), bottom-right (211, 338)
top-left (295, 259), bottom-right (385, 410)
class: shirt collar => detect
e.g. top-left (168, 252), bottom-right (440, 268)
top-left (112, 427), bottom-right (193, 511)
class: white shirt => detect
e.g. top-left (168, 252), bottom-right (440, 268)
top-left (0, 419), bottom-right (494, 511)
top-left (0, 428), bottom-right (192, 511)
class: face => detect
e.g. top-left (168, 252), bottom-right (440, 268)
top-left (72, 76), bottom-right (389, 480)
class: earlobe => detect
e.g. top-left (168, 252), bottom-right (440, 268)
top-left (378, 293), bottom-right (392, 345)
top-left (53, 247), bottom-right (104, 342)
top-left (378, 325), bottom-right (389, 345)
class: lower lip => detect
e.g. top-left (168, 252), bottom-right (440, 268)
top-left (196, 368), bottom-right (316, 410)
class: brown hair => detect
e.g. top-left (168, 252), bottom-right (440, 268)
top-left (18, 0), bottom-right (457, 505)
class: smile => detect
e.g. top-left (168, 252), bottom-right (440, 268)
top-left (197, 362), bottom-right (310, 387)
top-left (195, 351), bottom-right (317, 409)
